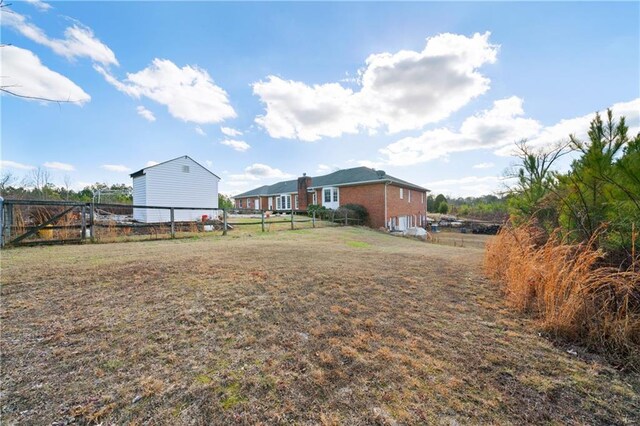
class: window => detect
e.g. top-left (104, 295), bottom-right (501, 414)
top-left (332, 188), bottom-right (338, 202)
top-left (400, 188), bottom-right (404, 199)
top-left (324, 188), bottom-right (331, 203)
top-left (421, 193), bottom-right (424, 204)
top-left (295, 195), bottom-right (299, 210)
top-left (239, 199), bottom-right (243, 208)
top-left (312, 191), bottom-right (317, 204)
top-left (182, 165), bottom-right (190, 173)
top-left (408, 190), bottom-right (411, 203)
top-left (277, 194), bottom-right (291, 210)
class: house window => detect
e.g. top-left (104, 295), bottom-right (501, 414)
top-left (322, 187), bottom-right (339, 208)
top-left (400, 188), bottom-right (404, 199)
top-left (278, 194), bottom-right (291, 210)
top-left (421, 193), bottom-right (424, 204)
top-left (239, 199), bottom-right (243, 208)
top-left (312, 192), bottom-right (317, 205)
top-left (408, 190), bottom-right (411, 203)
top-left (294, 195), bottom-right (299, 210)
top-left (182, 165), bottom-right (190, 173)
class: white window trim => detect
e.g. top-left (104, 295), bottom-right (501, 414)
top-left (408, 190), bottom-right (411, 203)
top-left (294, 194), bottom-right (299, 210)
top-left (312, 191), bottom-right (317, 205)
top-left (400, 188), bottom-right (404, 199)
top-left (322, 187), bottom-right (339, 209)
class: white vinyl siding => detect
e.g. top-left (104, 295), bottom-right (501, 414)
top-left (132, 175), bottom-right (147, 222)
top-left (132, 156), bottom-right (219, 223)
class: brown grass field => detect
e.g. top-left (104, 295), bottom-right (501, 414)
top-left (1, 227), bottom-right (639, 424)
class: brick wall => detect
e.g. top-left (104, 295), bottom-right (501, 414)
top-left (338, 183), bottom-right (386, 228)
top-left (386, 184), bottom-right (428, 228)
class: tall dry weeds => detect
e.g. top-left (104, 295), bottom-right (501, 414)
top-left (485, 224), bottom-right (640, 369)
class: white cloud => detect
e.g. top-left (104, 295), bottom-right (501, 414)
top-left (253, 32), bottom-right (498, 141)
top-left (24, 0), bottom-right (52, 12)
top-left (1, 46), bottom-right (90, 104)
top-left (145, 161), bottom-right (159, 167)
top-left (229, 163), bottom-right (292, 182)
top-left (380, 96), bottom-right (540, 165)
top-left (221, 126), bottom-right (242, 137)
top-left (195, 126), bottom-right (206, 136)
top-left (101, 164), bottom-right (131, 172)
top-left (205, 160), bottom-right (213, 168)
top-left (44, 161), bottom-right (75, 171)
top-left (427, 176), bottom-right (504, 198)
top-left (0, 160), bottom-right (35, 170)
top-left (95, 59), bottom-right (236, 124)
top-left (3, 11), bottom-right (118, 66)
top-left (494, 98), bottom-right (640, 156)
top-left (136, 105), bottom-right (156, 122)
top-left (473, 162), bottom-right (495, 169)
top-left (220, 139), bottom-right (250, 152)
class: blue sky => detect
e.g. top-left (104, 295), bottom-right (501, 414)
top-left (2, 1), bottom-right (639, 197)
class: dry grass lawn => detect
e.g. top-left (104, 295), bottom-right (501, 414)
top-left (1, 227), bottom-right (638, 424)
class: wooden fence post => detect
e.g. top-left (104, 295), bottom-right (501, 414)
top-left (89, 202), bottom-right (95, 241)
top-left (290, 209), bottom-right (294, 230)
top-left (312, 210), bottom-right (316, 228)
top-left (0, 198), bottom-right (5, 248)
top-left (261, 210), bottom-right (265, 232)
top-left (344, 209), bottom-right (348, 226)
top-left (170, 207), bottom-right (175, 238)
top-left (223, 209), bottom-right (228, 236)
top-left (81, 205), bottom-right (86, 240)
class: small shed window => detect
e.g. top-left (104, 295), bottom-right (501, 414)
top-left (182, 165), bottom-right (190, 173)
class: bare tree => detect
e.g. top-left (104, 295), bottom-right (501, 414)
top-left (0, 171), bottom-right (17, 193)
top-left (25, 167), bottom-right (52, 199)
top-left (63, 174), bottom-right (72, 200)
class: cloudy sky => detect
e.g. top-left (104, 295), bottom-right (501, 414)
top-left (2, 1), bottom-right (638, 197)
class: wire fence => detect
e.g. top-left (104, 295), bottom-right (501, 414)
top-left (0, 198), bottom-right (362, 248)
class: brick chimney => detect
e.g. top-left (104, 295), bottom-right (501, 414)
top-left (297, 173), bottom-right (312, 210)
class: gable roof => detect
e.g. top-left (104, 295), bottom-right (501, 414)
top-left (130, 155), bottom-right (220, 179)
top-left (235, 167), bottom-right (429, 198)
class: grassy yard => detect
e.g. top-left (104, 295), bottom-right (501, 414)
top-left (1, 227), bottom-right (638, 424)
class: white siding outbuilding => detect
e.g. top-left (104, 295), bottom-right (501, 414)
top-left (131, 156), bottom-right (219, 223)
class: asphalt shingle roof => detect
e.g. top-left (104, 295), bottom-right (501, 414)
top-left (235, 167), bottom-right (428, 198)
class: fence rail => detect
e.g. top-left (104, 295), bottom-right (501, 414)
top-left (0, 198), bottom-right (362, 248)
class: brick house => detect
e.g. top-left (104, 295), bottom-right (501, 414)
top-left (233, 167), bottom-right (430, 231)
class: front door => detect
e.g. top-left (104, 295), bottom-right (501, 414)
top-left (254, 198), bottom-right (260, 210)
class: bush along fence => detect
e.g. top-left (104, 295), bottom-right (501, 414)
top-left (0, 198), bottom-right (363, 248)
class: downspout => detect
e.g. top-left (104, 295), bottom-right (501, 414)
top-left (384, 182), bottom-right (389, 229)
